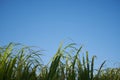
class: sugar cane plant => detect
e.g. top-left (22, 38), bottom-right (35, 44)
top-left (0, 42), bottom-right (120, 80)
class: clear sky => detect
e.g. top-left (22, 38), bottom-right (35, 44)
top-left (0, 0), bottom-right (120, 68)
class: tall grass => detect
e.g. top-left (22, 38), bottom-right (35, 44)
top-left (0, 43), bottom-right (42, 80)
top-left (0, 42), bottom-right (120, 80)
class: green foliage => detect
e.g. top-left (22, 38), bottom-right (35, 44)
top-left (0, 42), bottom-right (120, 80)
top-left (0, 43), bottom-right (42, 80)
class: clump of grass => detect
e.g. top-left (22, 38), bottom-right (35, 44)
top-left (0, 42), bottom-right (120, 80)
top-left (0, 43), bottom-right (42, 80)
top-left (42, 43), bottom-right (107, 80)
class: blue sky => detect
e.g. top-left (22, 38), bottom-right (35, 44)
top-left (0, 0), bottom-right (120, 68)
